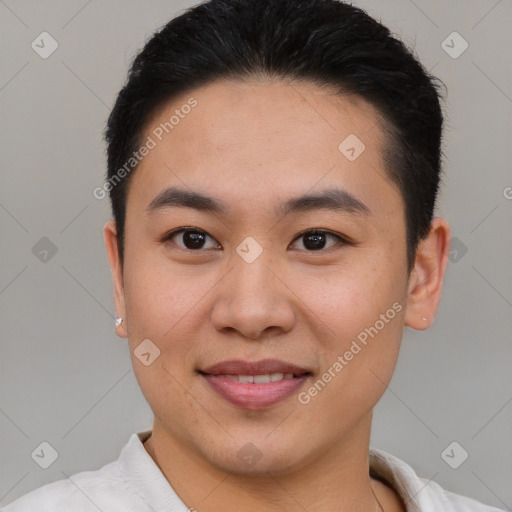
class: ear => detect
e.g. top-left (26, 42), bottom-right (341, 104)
top-left (405, 217), bottom-right (451, 330)
top-left (104, 220), bottom-right (128, 338)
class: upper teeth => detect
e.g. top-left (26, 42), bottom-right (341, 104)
top-left (224, 373), bottom-right (295, 383)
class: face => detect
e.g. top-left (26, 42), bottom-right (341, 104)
top-left (106, 78), bottom-right (440, 475)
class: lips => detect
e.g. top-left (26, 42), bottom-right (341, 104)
top-left (200, 358), bottom-right (310, 377)
top-left (199, 359), bottom-right (312, 409)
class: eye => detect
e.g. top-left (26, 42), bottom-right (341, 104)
top-left (162, 227), bottom-right (348, 253)
top-left (289, 229), bottom-right (347, 251)
top-left (163, 228), bottom-right (220, 251)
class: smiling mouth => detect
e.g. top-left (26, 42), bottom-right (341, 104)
top-left (198, 360), bottom-right (312, 409)
top-left (219, 372), bottom-right (296, 383)
top-left (198, 371), bottom-right (309, 383)
top-left (199, 358), bottom-right (311, 377)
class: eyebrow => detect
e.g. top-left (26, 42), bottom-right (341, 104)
top-left (147, 186), bottom-right (370, 217)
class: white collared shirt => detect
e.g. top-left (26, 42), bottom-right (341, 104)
top-left (1, 430), bottom-right (504, 512)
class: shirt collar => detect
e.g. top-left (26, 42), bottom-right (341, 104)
top-left (117, 430), bottom-right (190, 511)
top-left (119, 430), bottom-right (431, 511)
top-left (369, 448), bottom-right (428, 511)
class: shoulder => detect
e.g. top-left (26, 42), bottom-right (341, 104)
top-left (419, 477), bottom-right (505, 512)
top-left (0, 460), bottom-right (146, 512)
top-left (369, 447), bottom-right (505, 512)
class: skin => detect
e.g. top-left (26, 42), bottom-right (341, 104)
top-left (104, 78), bottom-right (450, 512)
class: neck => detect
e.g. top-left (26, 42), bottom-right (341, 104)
top-left (143, 414), bottom-right (396, 512)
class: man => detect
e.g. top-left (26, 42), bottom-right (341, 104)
top-left (2, 0), bottom-right (503, 510)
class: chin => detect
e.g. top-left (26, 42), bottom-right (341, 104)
top-left (204, 436), bottom-right (310, 477)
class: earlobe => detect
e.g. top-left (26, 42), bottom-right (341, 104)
top-left (103, 220), bottom-right (128, 338)
top-left (404, 217), bottom-right (451, 331)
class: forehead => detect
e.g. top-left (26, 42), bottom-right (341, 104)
top-left (151, 78), bottom-right (386, 159)
top-left (128, 78), bottom-right (400, 219)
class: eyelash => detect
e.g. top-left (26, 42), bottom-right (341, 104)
top-left (161, 227), bottom-right (350, 253)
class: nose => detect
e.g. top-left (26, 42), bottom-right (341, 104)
top-left (210, 246), bottom-right (296, 341)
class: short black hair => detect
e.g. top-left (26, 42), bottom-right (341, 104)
top-left (104, 0), bottom-right (445, 271)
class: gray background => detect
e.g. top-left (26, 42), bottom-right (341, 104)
top-left (1, 0), bottom-right (511, 509)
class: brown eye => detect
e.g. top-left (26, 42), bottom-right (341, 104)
top-left (164, 228), bottom-right (220, 250)
top-left (290, 230), bottom-right (346, 251)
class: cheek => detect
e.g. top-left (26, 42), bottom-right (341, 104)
top-left (296, 260), bottom-right (406, 400)
top-left (299, 304), bottom-right (404, 431)
top-left (123, 252), bottom-right (201, 335)
top-left (121, 258), bottom-right (206, 417)
top-left (295, 260), bottom-right (403, 343)
top-left (121, 260), bottom-right (200, 392)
